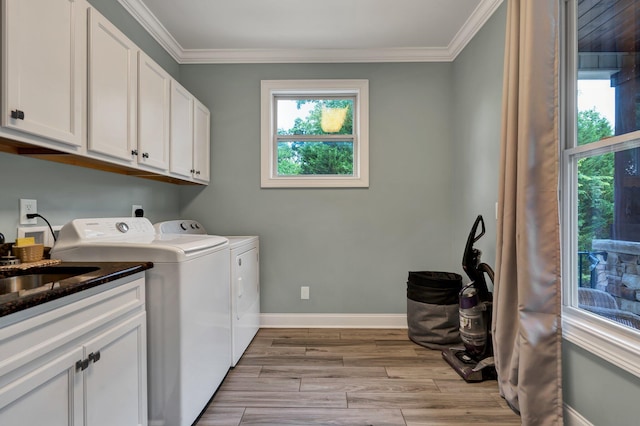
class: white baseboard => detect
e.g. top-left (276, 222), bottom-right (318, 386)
top-left (260, 313), bottom-right (408, 328)
top-left (563, 404), bottom-right (592, 426)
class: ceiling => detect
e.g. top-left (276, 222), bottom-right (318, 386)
top-left (577, 0), bottom-right (638, 52)
top-left (118, 0), bottom-right (504, 64)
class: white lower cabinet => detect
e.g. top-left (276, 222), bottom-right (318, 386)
top-left (0, 346), bottom-right (84, 426)
top-left (85, 313), bottom-right (146, 426)
top-left (0, 276), bottom-right (147, 426)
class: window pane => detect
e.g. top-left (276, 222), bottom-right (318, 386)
top-left (577, 0), bottom-right (640, 141)
top-left (277, 141), bottom-right (354, 176)
top-left (276, 99), bottom-right (354, 136)
top-left (577, 151), bottom-right (614, 252)
top-left (576, 147), bottom-right (640, 330)
top-left (577, 80), bottom-right (614, 145)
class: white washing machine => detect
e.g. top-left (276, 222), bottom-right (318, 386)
top-left (51, 218), bottom-right (231, 426)
top-left (155, 220), bottom-right (259, 366)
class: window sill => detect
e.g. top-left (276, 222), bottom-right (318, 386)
top-left (562, 306), bottom-right (640, 378)
top-left (260, 175), bottom-right (369, 188)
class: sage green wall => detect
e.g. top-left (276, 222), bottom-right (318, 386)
top-left (0, 153), bottom-right (181, 238)
top-left (450, 3), bottom-right (506, 274)
top-left (563, 340), bottom-right (640, 425)
top-left (178, 63), bottom-right (456, 313)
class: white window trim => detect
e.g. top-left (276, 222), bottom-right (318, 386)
top-left (561, 0), bottom-right (640, 378)
top-left (562, 133), bottom-right (640, 379)
top-left (260, 79), bottom-right (369, 188)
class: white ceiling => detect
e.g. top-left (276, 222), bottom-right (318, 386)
top-left (118, 0), bottom-right (504, 64)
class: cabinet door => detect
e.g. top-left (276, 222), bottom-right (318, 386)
top-left (138, 52), bottom-right (170, 172)
top-left (2, 0), bottom-right (84, 147)
top-left (87, 8), bottom-right (137, 163)
top-left (169, 80), bottom-right (194, 179)
top-left (0, 347), bottom-right (83, 426)
top-left (193, 99), bottom-right (210, 183)
top-left (84, 312), bottom-right (147, 426)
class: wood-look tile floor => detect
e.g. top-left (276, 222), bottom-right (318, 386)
top-left (195, 328), bottom-right (520, 426)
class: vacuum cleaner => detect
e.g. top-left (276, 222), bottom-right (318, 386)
top-left (442, 215), bottom-right (497, 382)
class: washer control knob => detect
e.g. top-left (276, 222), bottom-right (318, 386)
top-left (180, 222), bottom-right (188, 231)
top-left (116, 222), bottom-right (129, 233)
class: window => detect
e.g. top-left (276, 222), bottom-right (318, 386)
top-left (260, 80), bottom-right (369, 188)
top-left (562, 0), bottom-right (640, 376)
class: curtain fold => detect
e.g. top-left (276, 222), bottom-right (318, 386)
top-left (493, 1), bottom-right (563, 424)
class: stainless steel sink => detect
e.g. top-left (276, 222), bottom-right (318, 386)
top-left (0, 266), bottom-right (100, 298)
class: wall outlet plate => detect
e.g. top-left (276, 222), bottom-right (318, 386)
top-left (19, 199), bottom-right (37, 225)
top-left (301, 286), bottom-right (310, 300)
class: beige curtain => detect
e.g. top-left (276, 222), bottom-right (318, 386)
top-left (493, 0), bottom-right (563, 425)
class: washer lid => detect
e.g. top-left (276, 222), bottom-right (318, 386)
top-left (152, 233), bottom-right (228, 252)
top-left (53, 217), bottom-right (228, 255)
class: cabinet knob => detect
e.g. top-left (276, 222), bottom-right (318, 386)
top-left (195, 170), bottom-right (201, 175)
top-left (142, 152), bottom-right (149, 159)
top-left (131, 149), bottom-right (138, 156)
top-left (190, 169), bottom-right (195, 174)
top-left (76, 359), bottom-right (89, 371)
top-left (88, 351), bottom-right (101, 364)
top-left (10, 110), bottom-right (25, 120)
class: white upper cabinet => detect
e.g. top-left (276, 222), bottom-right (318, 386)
top-left (193, 99), bottom-right (210, 183)
top-left (1, 1), bottom-right (209, 184)
top-left (169, 80), bottom-right (195, 179)
top-left (137, 52), bottom-right (170, 172)
top-left (87, 7), bottom-right (137, 163)
top-left (170, 81), bottom-right (211, 184)
top-left (1, 0), bottom-right (85, 148)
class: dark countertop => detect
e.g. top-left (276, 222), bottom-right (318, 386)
top-left (0, 261), bottom-right (153, 317)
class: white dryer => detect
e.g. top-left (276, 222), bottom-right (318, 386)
top-left (155, 220), bottom-right (260, 366)
top-left (51, 218), bottom-right (231, 426)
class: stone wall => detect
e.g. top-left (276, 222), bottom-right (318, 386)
top-left (592, 239), bottom-right (640, 315)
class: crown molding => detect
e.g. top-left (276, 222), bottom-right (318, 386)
top-left (118, 0), bottom-right (504, 64)
top-left (117, 0), bottom-right (184, 62)
top-left (179, 47), bottom-right (453, 64)
top-left (448, 0), bottom-right (505, 59)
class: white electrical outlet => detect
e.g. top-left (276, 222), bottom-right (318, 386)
top-left (19, 199), bottom-right (37, 225)
top-left (132, 204), bottom-right (143, 217)
top-left (301, 286), bottom-right (310, 300)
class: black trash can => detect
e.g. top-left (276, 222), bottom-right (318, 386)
top-left (406, 271), bottom-right (463, 349)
